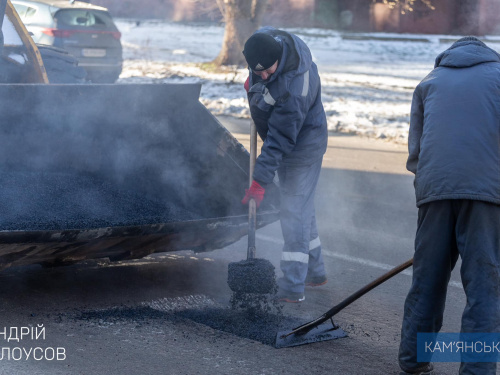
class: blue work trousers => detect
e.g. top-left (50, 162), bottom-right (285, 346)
top-left (277, 158), bottom-right (326, 294)
top-left (399, 199), bottom-right (500, 375)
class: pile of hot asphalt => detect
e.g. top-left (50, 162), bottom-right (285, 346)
top-left (0, 171), bottom-right (200, 230)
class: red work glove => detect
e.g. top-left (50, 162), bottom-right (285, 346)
top-left (244, 76), bottom-right (250, 93)
top-left (241, 180), bottom-right (265, 208)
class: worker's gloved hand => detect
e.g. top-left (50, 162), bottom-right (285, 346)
top-left (241, 180), bottom-right (265, 208)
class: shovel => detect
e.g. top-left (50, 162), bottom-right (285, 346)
top-left (227, 120), bottom-right (275, 294)
top-left (275, 258), bottom-right (414, 348)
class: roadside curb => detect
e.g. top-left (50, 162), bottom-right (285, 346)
top-left (341, 34), bottom-right (431, 42)
top-left (438, 37), bottom-right (500, 44)
top-left (342, 34), bottom-right (500, 44)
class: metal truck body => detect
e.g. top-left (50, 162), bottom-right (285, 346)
top-left (0, 83), bottom-right (279, 271)
top-left (0, 2), bottom-right (279, 271)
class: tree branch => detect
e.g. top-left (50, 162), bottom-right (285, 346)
top-left (373, 0), bottom-right (434, 13)
top-left (216, 0), bottom-right (226, 19)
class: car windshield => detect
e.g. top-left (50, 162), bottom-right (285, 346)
top-left (54, 9), bottom-right (114, 28)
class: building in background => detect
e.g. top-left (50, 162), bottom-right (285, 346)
top-left (317, 0), bottom-right (500, 35)
top-left (91, 0), bottom-right (316, 26)
top-left (370, 0), bottom-right (500, 35)
top-left (92, 0), bottom-right (500, 35)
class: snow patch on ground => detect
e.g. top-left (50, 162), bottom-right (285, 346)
top-left (116, 19), bottom-right (500, 144)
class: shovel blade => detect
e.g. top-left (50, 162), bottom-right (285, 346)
top-left (275, 324), bottom-right (347, 349)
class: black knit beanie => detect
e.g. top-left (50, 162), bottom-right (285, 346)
top-left (243, 33), bottom-right (282, 71)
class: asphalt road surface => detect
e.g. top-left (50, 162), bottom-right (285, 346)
top-left (0, 116), bottom-right (474, 375)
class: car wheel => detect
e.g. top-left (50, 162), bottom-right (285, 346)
top-left (37, 45), bottom-right (88, 84)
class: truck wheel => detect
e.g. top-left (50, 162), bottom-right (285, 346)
top-left (37, 45), bottom-right (88, 84)
top-left (0, 56), bottom-right (23, 83)
top-left (86, 69), bottom-right (121, 84)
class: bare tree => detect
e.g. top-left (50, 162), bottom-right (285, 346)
top-left (374, 0), bottom-right (435, 14)
top-left (213, 0), bottom-right (268, 67)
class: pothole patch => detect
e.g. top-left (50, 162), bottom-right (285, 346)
top-left (74, 294), bottom-right (310, 347)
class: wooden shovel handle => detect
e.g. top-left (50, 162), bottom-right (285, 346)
top-left (247, 121), bottom-right (258, 259)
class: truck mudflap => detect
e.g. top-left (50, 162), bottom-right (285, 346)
top-left (0, 83), bottom-right (280, 271)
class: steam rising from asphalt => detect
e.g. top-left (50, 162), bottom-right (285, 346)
top-left (0, 84), bottom-right (249, 232)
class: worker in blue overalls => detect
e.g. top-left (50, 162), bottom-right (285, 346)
top-left (241, 27), bottom-right (328, 303)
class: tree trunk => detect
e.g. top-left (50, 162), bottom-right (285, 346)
top-left (213, 0), bottom-right (268, 67)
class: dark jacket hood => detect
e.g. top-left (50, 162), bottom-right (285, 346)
top-left (434, 38), bottom-right (500, 69)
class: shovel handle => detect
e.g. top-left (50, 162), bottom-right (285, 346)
top-left (249, 120), bottom-right (257, 186)
top-left (283, 258), bottom-right (414, 337)
top-left (247, 121), bottom-right (258, 259)
top-left (247, 199), bottom-right (256, 259)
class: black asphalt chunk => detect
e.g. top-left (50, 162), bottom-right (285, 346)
top-left (230, 290), bottom-right (282, 315)
top-left (227, 258), bottom-right (277, 294)
top-left (74, 301), bottom-right (303, 347)
top-left (76, 306), bottom-right (170, 326)
top-left (175, 307), bottom-right (303, 346)
top-left (0, 171), bottom-right (201, 231)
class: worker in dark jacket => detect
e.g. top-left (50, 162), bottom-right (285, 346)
top-left (399, 36), bottom-right (500, 375)
top-left (241, 27), bottom-right (328, 303)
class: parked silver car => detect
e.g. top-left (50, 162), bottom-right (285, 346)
top-left (12, 0), bottom-right (123, 83)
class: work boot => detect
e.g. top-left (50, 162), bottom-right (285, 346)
top-left (305, 274), bottom-right (327, 287)
top-left (276, 289), bottom-right (305, 303)
top-left (399, 363), bottom-right (434, 375)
